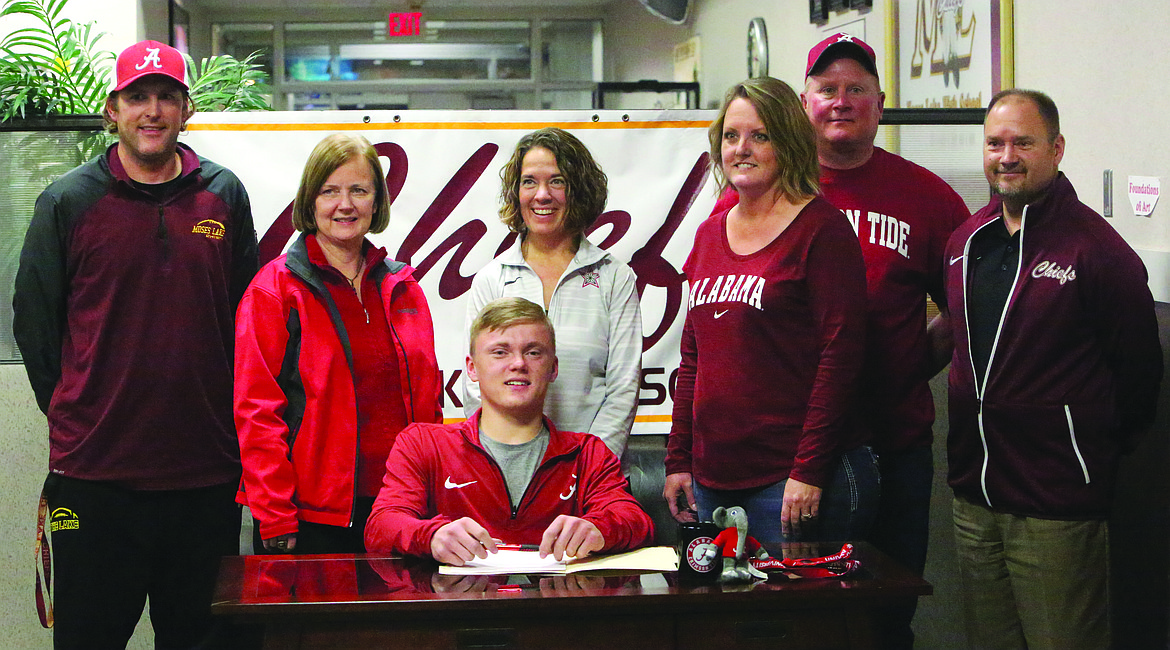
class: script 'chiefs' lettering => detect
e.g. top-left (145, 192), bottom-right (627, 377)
top-left (1031, 260), bottom-right (1077, 285)
top-left (688, 274), bottom-right (765, 311)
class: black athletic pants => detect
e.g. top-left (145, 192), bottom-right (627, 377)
top-left (43, 474), bottom-right (240, 650)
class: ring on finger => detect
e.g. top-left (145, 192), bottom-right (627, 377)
top-left (800, 513), bottom-right (814, 520)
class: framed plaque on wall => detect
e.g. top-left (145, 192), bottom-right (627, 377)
top-left (892, 0), bottom-right (1014, 109)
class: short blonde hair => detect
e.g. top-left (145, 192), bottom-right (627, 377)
top-left (498, 127), bottom-right (607, 236)
top-left (708, 77), bottom-right (820, 201)
top-left (291, 133), bottom-right (391, 234)
top-left (469, 297), bottom-right (555, 355)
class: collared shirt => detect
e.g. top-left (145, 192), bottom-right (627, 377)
top-left (966, 217), bottom-right (1020, 389)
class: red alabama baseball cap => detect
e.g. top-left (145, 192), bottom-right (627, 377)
top-left (806, 32), bottom-right (878, 79)
top-left (114, 40), bottom-right (187, 91)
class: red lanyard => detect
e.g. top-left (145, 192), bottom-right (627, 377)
top-left (35, 490), bottom-right (54, 628)
top-left (750, 543), bottom-right (861, 578)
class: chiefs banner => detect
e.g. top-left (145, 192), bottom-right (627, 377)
top-left (184, 110), bottom-right (719, 434)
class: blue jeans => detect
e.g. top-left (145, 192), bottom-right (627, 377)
top-left (694, 446), bottom-right (881, 545)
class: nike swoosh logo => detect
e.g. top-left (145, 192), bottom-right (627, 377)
top-left (444, 477), bottom-right (477, 489)
top-left (714, 310), bottom-right (729, 319)
top-left (503, 277), bottom-right (521, 286)
top-left (949, 256), bottom-right (964, 266)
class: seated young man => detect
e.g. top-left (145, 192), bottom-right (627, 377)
top-left (365, 297), bottom-right (654, 565)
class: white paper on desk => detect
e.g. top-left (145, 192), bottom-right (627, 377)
top-left (438, 546), bottom-right (679, 576)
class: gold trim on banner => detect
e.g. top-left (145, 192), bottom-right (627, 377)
top-left (187, 120), bottom-right (713, 132)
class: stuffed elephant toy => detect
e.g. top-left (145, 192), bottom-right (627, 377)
top-left (710, 506), bottom-right (770, 582)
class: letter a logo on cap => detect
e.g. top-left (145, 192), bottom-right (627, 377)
top-left (136, 48), bottom-right (164, 72)
top-left (114, 40), bottom-right (188, 91)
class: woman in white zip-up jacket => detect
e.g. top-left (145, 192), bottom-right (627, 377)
top-left (463, 127), bottom-right (642, 470)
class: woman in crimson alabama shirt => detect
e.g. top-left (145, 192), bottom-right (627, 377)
top-left (663, 78), bottom-right (877, 545)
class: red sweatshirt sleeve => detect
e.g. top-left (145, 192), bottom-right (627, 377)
top-left (234, 273), bottom-right (301, 540)
top-left (364, 424), bottom-right (453, 556)
top-left (665, 314), bottom-right (698, 476)
top-left (789, 215), bottom-right (868, 487)
top-left (576, 437), bottom-right (655, 551)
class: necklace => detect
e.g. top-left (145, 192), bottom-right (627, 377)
top-left (344, 260), bottom-right (364, 288)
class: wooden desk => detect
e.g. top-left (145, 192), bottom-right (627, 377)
top-left (213, 542), bottom-right (930, 650)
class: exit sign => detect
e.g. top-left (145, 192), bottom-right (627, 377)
top-left (388, 11), bottom-right (422, 37)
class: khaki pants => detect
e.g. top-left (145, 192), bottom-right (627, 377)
top-left (952, 496), bottom-right (1110, 650)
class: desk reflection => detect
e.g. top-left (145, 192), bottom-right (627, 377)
top-left (235, 553), bottom-right (647, 603)
top-left (214, 543), bottom-right (929, 650)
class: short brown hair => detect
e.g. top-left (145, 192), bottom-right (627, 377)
top-left (498, 127), bottom-right (607, 236)
top-left (987, 89), bottom-right (1061, 143)
top-left (291, 133), bottom-right (391, 234)
top-left (103, 83), bottom-right (194, 135)
top-left (708, 77), bottom-right (820, 200)
top-left (469, 297), bottom-right (555, 355)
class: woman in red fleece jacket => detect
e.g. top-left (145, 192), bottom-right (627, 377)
top-left (235, 134), bottom-right (441, 555)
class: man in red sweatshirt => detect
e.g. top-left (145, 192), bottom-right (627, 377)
top-left (365, 297), bottom-right (653, 564)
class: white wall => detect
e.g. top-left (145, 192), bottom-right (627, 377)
top-left (682, 0), bottom-right (1170, 296)
top-left (605, 1), bottom-right (690, 83)
top-left (0, 365), bottom-right (54, 650)
top-left (602, 2), bottom-right (693, 109)
top-left (689, 0), bottom-right (884, 108)
top-left (1012, 1), bottom-right (1170, 298)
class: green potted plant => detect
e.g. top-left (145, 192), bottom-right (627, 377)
top-left (186, 51), bottom-right (272, 113)
top-left (0, 0), bottom-right (112, 120)
top-left (0, 0), bottom-right (272, 174)
top-left (0, 0), bottom-right (272, 119)
top-left (0, 0), bottom-right (273, 362)
top-left (0, 0), bottom-right (271, 176)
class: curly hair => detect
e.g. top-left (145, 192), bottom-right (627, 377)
top-left (291, 133), bottom-right (391, 235)
top-left (708, 77), bottom-right (820, 201)
top-left (498, 127), bottom-right (607, 236)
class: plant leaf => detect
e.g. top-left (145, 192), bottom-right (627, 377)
top-left (1, 0), bottom-right (268, 118)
